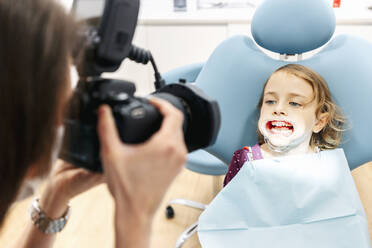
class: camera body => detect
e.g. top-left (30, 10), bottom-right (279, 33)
top-left (61, 78), bottom-right (160, 172)
top-left (61, 77), bottom-right (220, 172)
top-left (60, 0), bottom-right (221, 172)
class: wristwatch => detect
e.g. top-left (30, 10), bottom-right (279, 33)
top-left (29, 197), bottom-right (71, 234)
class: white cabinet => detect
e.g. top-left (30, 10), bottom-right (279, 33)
top-left (104, 24), bottom-right (226, 95)
top-left (146, 25), bottom-right (227, 74)
top-left (334, 25), bottom-right (372, 43)
top-left (227, 23), bottom-right (251, 37)
top-left (103, 22), bottom-right (372, 95)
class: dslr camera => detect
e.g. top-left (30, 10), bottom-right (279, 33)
top-left (60, 0), bottom-right (221, 172)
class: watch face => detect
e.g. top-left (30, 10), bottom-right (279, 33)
top-left (36, 217), bottom-right (50, 231)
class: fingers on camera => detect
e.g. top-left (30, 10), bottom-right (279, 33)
top-left (97, 105), bottom-right (121, 152)
top-left (149, 98), bottom-right (184, 133)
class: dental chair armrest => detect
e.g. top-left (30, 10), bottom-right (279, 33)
top-left (162, 62), bottom-right (204, 84)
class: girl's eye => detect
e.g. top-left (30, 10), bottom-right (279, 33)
top-left (265, 100), bottom-right (276, 105)
top-left (289, 102), bottom-right (302, 107)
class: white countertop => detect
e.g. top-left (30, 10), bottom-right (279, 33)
top-left (138, 3), bottom-right (372, 25)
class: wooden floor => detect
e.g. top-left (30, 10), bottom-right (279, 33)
top-left (0, 167), bottom-right (224, 248)
top-left (3, 162), bottom-right (372, 247)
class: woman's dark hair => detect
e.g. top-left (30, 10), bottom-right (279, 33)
top-left (0, 0), bottom-right (78, 226)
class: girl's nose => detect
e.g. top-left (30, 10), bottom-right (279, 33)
top-left (273, 103), bottom-right (287, 116)
top-left (273, 110), bottom-right (287, 116)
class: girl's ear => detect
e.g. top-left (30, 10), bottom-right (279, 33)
top-left (313, 112), bottom-right (330, 133)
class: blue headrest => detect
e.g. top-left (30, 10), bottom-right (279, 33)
top-left (251, 0), bottom-right (336, 54)
top-left (195, 34), bottom-right (372, 170)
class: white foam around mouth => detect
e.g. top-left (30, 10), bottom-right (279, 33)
top-left (270, 128), bottom-right (293, 136)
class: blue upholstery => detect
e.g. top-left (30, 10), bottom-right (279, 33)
top-left (164, 0), bottom-right (372, 175)
top-left (186, 150), bottom-right (227, 175)
top-left (193, 0), bottom-right (372, 170)
top-left (162, 62), bottom-right (204, 84)
top-left (252, 0), bottom-right (335, 54)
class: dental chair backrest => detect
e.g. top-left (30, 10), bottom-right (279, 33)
top-left (195, 0), bottom-right (372, 170)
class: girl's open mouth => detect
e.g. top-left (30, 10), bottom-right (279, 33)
top-left (266, 120), bottom-right (294, 136)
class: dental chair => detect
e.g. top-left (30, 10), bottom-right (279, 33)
top-left (163, 0), bottom-right (372, 246)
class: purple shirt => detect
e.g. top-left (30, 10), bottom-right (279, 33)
top-left (223, 144), bottom-right (263, 187)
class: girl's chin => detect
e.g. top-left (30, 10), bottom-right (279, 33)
top-left (262, 129), bottom-right (294, 139)
top-left (263, 131), bottom-right (297, 146)
top-left (266, 138), bottom-right (292, 148)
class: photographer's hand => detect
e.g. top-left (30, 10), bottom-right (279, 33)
top-left (11, 161), bottom-right (104, 248)
top-left (40, 161), bottom-right (104, 219)
top-left (97, 98), bottom-right (187, 248)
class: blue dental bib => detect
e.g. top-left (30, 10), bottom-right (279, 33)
top-left (198, 149), bottom-right (370, 247)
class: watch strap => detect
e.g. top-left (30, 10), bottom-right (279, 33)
top-left (29, 197), bottom-right (71, 234)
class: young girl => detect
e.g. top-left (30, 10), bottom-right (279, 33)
top-left (224, 63), bottom-right (346, 186)
top-left (198, 64), bottom-right (370, 247)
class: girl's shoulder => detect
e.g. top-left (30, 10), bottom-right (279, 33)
top-left (233, 144), bottom-right (263, 161)
top-left (223, 144), bottom-right (263, 187)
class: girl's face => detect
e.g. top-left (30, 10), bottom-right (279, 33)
top-left (258, 71), bottom-right (324, 151)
